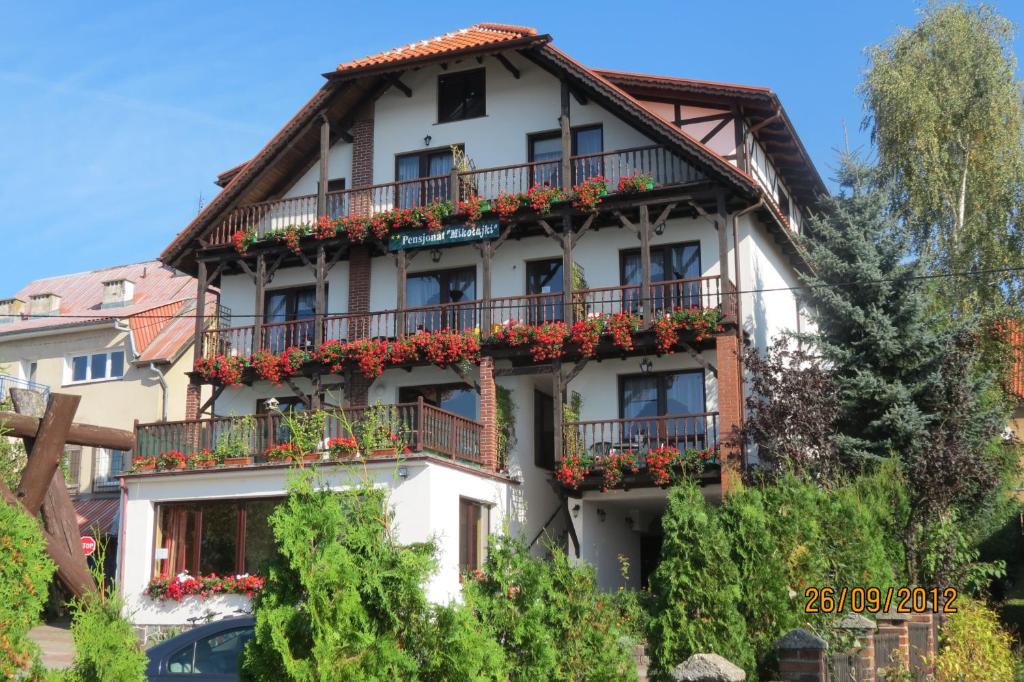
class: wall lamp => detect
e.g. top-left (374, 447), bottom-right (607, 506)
top-left (398, 466), bottom-right (408, 479)
top-left (654, 221), bottom-right (666, 236)
top-left (424, 134), bottom-right (432, 147)
top-left (430, 248), bottom-right (442, 263)
top-left (571, 503), bottom-right (581, 519)
top-left (596, 508), bottom-right (607, 523)
top-left (639, 358), bottom-right (654, 375)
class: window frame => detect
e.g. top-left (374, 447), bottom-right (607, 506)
top-left (64, 349), bottom-right (126, 385)
top-left (617, 369), bottom-right (707, 419)
top-left (527, 124), bottom-right (604, 186)
top-left (437, 68), bottom-right (486, 123)
top-left (92, 448), bottom-right (128, 491)
top-left (458, 497), bottom-right (491, 573)
top-left (618, 241), bottom-right (702, 285)
top-left (405, 266), bottom-right (478, 306)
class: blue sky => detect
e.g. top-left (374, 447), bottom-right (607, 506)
top-left (2, 1), bottom-right (1023, 293)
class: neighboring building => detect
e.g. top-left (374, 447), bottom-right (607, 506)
top-left (0, 261), bottom-right (210, 572)
top-left (123, 23), bottom-right (825, 628)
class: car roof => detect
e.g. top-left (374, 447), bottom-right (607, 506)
top-left (146, 616), bottom-right (255, 670)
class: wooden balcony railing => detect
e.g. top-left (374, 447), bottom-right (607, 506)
top-left (135, 401), bottom-right (481, 467)
top-left (202, 276), bottom-right (723, 359)
top-left (564, 412), bottom-right (719, 469)
top-left (208, 145), bottom-right (704, 247)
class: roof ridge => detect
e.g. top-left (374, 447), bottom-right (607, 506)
top-left (473, 23), bottom-right (537, 35)
top-left (593, 68), bottom-right (773, 94)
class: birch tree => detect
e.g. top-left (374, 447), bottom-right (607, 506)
top-left (861, 2), bottom-right (1024, 311)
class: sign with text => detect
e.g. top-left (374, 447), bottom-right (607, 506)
top-left (388, 220), bottom-right (500, 251)
top-left (80, 535), bottom-right (96, 557)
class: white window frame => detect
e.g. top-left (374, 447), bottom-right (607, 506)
top-left (93, 448), bottom-right (128, 490)
top-left (64, 349), bottom-right (126, 385)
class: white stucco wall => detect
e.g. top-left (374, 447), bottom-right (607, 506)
top-left (736, 213), bottom-right (804, 352)
top-left (218, 263), bottom-right (350, 323)
top-left (119, 458), bottom-right (515, 626)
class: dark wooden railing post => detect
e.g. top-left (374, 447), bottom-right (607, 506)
top-left (450, 167), bottom-right (460, 204)
top-left (396, 250), bottom-right (407, 338)
top-left (254, 253), bottom-right (266, 354)
top-left (415, 397), bottom-right (425, 452)
top-left (553, 364), bottom-right (564, 463)
top-left (716, 189), bottom-right (734, 320)
top-left (315, 245), bottom-right (326, 348)
top-left (561, 216), bottom-right (575, 326)
top-left (481, 242), bottom-right (493, 334)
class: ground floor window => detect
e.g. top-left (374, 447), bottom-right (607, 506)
top-left (459, 497), bottom-right (490, 572)
top-left (154, 498), bottom-right (280, 577)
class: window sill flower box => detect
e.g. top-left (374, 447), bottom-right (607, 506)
top-left (223, 456), bottom-right (254, 466)
top-left (370, 448), bottom-right (398, 457)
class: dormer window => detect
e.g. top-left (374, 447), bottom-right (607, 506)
top-left (0, 298), bottom-right (24, 324)
top-left (102, 279), bottom-right (134, 308)
top-left (438, 68), bottom-right (485, 123)
top-left (29, 293), bottom-right (60, 317)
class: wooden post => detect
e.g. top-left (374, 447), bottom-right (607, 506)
top-left (193, 259), bottom-right (208, 362)
top-left (639, 204), bottom-right (652, 326)
top-left (450, 166), bottom-right (461, 204)
top-left (560, 80), bottom-right (572, 191)
top-left (716, 190), bottom-right (733, 319)
top-left (552, 362), bottom-right (564, 463)
top-left (732, 105), bottom-right (747, 172)
top-left (254, 253), bottom-right (266, 353)
top-left (318, 114), bottom-right (329, 217)
top-left (315, 244), bottom-right (326, 347)
top-left (415, 396), bottom-right (425, 452)
top-left (481, 242), bottom-right (493, 335)
top-left (396, 250), bottom-right (407, 338)
top-left (16, 394), bottom-right (81, 514)
top-left (561, 215), bottom-right (575, 326)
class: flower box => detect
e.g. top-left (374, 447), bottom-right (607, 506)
top-left (224, 456), bottom-right (254, 466)
top-left (134, 461), bottom-right (157, 472)
top-left (191, 459), bottom-right (218, 469)
top-left (301, 453), bottom-right (322, 463)
top-left (370, 448), bottom-right (398, 457)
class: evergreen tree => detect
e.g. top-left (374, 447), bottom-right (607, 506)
top-left (648, 482), bottom-right (754, 676)
top-left (800, 156), bottom-right (944, 464)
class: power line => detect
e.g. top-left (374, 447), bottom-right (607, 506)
top-left (1, 265), bottom-right (1023, 321)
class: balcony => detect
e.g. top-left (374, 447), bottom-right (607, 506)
top-left (0, 374), bottom-right (49, 406)
top-left (206, 145), bottom-right (704, 247)
top-left (562, 412), bottom-right (720, 490)
top-left (203, 275), bottom-right (725, 361)
top-left (133, 401), bottom-right (482, 469)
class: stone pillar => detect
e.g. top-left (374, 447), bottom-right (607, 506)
top-left (715, 333), bottom-right (743, 494)
top-left (776, 628), bottom-right (828, 682)
top-left (835, 612), bottom-right (877, 682)
top-left (478, 356), bottom-right (498, 471)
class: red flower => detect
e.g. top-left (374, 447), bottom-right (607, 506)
top-left (194, 354), bottom-right (246, 386)
top-left (250, 350), bottom-right (284, 383)
top-left (526, 184), bottom-right (565, 214)
top-left (616, 173), bottom-right (654, 194)
top-left (263, 443), bottom-right (303, 462)
top-left (572, 176), bottom-right (608, 213)
top-left (556, 451), bottom-right (591, 489)
top-left (604, 312), bottom-right (639, 352)
top-left (569, 317), bottom-right (604, 358)
top-left (315, 215), bottom-right (336, 240)
top-left (600, 449), bottom-right (639, 491)
top-left (493, 192), bottom-right (525, 222)
top-left (646, 446), bottom-right (680, 487)
top-left (456, 195), bottom-right (486, 227)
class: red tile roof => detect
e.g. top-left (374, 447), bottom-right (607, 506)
top-left (137, 295), bottom-right (217, 364)
top-left (334, 24), bottom-right (538, 74)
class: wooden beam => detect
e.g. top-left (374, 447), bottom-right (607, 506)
top-left (575, 214), bottom-right (595, 242)
top-left (700, 117), bottom-right (731, 145)
top-left (236, 257), bottom-right (257, 284)
top-left (265, 251), bottom-right (287, 281)
top-left (0, 411), bottom-right (134, 451)
top-left (15, 394), bottom-right (80, 514)
top-left (315, 244), bottom-right (326, 347)
top-left (481, 241), bottom-right (493, 334)
top-left (560, 80), bottom-right (571, 191)
top-left (653, 202), bottom-right (677, 230)
top-left (198, 384), bottom-right (225, 417)
top-left (452, 364), bottom-right (479, 391)
top-left (282, 378), bottom-right (311, 406)
top-left (385, 73), bottom-right (412, 97)
top-left (192, 259), bottom-right (207, 362)
top-left (677, 111), bottom-right (731, 126)
top-left (396, 250), bottom-right (407, 338)
top-left (716, 189), bottom-right (733, 317)
top-left (571, 89), bottom-right (588, 105)
top-left (553, 364), bottom-right (564, 462)
top-left (614, 210), bottom-right (639, 234)
top-left (493, 365), bottom-right (554, 377)
top-left (495, 53), bottom-right (520, 79)
top-left (561, 215), bottom-right (575, 326)
top-left (326, 245), bottom-right (347, 272)
top-left (254, 253), bottom-right (267, 351)
top-left (317, 113), bottom-right (329, 216)
top-left (536, 219), bottom-right (562, 245)
top-left (678, 341), bottom-right (717, 377)
top-left (338, 129), bottom-right (354, 144)
top-left (564, 357), bottom-right (589, 384)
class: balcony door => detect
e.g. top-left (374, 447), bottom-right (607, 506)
top-left (524, 259), bottom-right (563, 324)
top-left (264, 286), bottom-right (317, 353)
top-left (619, 370), bottom-right (706, 450)
top-left (620, 242), bottom-right (701, 314)
top-left (528, 125), bottom-right (603, 188)
top-left (405, 267), bottom-right (476, 332)
top-left (396, 148), bottom-right (457, 209)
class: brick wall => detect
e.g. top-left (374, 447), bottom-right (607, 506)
top-left (344, 107), bottom-right (374, 408)
top-left (715, 333), bottom-right (743, 494)
top-left (184, 383), bottom-right (201, 421)
top-left (479, 357), bottom-right (497, 471)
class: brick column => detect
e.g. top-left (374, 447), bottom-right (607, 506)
top-left (185, 383), bottom-right (201, 421)
top-left (876, 608), bottom-right (910, 667)
top-left (908, 610), bottom-right (936, 677)
top-left (776, 628), bottom-right (828, 682)
top-left (478, 357), bottom-right (498, 471)
top-left (344, 106), bottom-right (374, 409)
top-left (835, 613), bottom-right (877, 682)
top-left (715, 333), bottom-right (743, 494)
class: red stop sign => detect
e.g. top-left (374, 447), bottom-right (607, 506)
top-left (80, 536), bottom-right (96, 557)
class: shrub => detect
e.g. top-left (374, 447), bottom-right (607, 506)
top-left (648, 482), bottom-right (755, 676)
top-left (0, 504), bottom-right (54, 678)
top-left (463, 535), bottom-right (637, 681)
top-left (935, 597), bottom-right (1015, 681)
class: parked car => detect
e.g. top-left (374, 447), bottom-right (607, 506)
top-left (146, 616), bottom-right (255, 681)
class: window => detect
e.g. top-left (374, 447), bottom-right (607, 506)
top-left (620, 242), bottom-right (702, 312)
top-left (528, 125), bottom-right (604, 187)
top-left (399, 384), bottom-right (478, 420)
top-left (155, 499), bottom-right (281, 578)
top-left (438, 68), bottom-right (485, 123)
top-left (165, 627), bottom-right (254, 675)
top-left (93, 449), bottom-right (127, 490)
top-left (323, 178), bottom-right (347, 219)
top-left (619, 371), bottom-right (707, 449)
top-left (459, 498), bottom-right (490, 572)
top-left (405, 267), bottom-right (476, 332)
top-left (396, 148), bottom-right (457, 208)
top-left (63, 445), bottom-right (81, 490)
top-left (264, 286), bottom-right (318, 353)
top-left (524, 259), bottom-right (563, 324)
top-left (257, 397), bottom-right (307, 446)
top-left (66, 350), bottom-right (125, 384)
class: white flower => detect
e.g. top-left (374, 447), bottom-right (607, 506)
top-left (176, 571), bottom-right (191, 583)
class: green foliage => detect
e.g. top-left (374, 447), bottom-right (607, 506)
top-left (0, 420), bottom-right (27, 490)
top-left (242, 470), bottom-right (503, 680)
top-left (935, 596), bottom-right (1016, 681)
top-left (59, 541), bottom-right (147, 682)
top-left (356, 402), bottom-right (408, 453)
top-left (214, 415), bottom-right (257, 461)
top-left (0, 504), bottom-right (55, 678)
top-left (495, 386), bottom-right (515, 470)
top-left (648, 481), bottom-right (754, 676)
top-left (462, 535), bottom-right (637, 682)
top-left (862, 2), bottom-right (1024, 311)
top-left (279, 409), bottom-right (327, 455)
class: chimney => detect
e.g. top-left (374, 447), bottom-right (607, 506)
top-left (28, 293), bottom-right (61, 317)
top-left (101, 279), bottom-right (135, 308)
top-left (0, 297), bottom-right (24, 324)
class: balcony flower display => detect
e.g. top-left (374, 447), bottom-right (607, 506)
top-left (492, 320), bottom-right (569, 362)
top-left (326, 435), bottom-right (359, 460)
top-left (555, 450), bottom-right (593, 489)
top-left (315, 215), bottom-right (337, 240)
top-left (617, 173), bottom-right (655, 194)
top-left (572, 176), bottom-right (608, 213)
top-left (250, 350), bottom-right (284, 383)
top-left (194, 354), bottom-right (246, 387)
top-left (231, 228), bottom-right (257, 255)
top-left (601, 449), bottom-right (639, 491)
top-left (337, 215), bottom-right (369, 242)
top-left (526, 183), bottom-right (566, 214)
top-left (456, 195), bottom-right (488, 227)
top-left (344, 339), bottom-right (390, 379)
top-left (317, 339), bottom-right (347, 374)
top-left (421, 200), bottom-right (453, 231)
top-left (652, 308), bottom-right (725, 354)
top-left (569, 316), bottom-right (604, 358)
top-left (145, 571), bottom-right (264, 602)
top-left (189, 449), bottom-right (219, 469)
top-left (280, 346), bottom-right (312, 375)
top-left (158, 450), bottom-right (188, 471)
top-left (409, 330), bottom-right (480, 367)
top-left (646, 446), bottom-right (680, 487)
top-left (493, 192), bottom-right (525, 222)
top-left (131, 455), bottom-right (157, 472)
top-left (604, 312), bottom-right (640, 352)
top-left (263, 443), bottom-right (304, 463)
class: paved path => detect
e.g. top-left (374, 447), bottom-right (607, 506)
top-left (28, 619), bottom-right (74, 670)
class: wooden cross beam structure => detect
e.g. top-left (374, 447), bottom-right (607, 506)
top-left (0, 391), bottom-right (132, 598)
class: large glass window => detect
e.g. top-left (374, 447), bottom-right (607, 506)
top-left (405, 267), bottom-right (476, 332)
top-left (66, 350), bottom-right (125, 384)
top-left (438, 68), bottom-right (486, 123)
top-left (399, 384), bottom-right (478, 420)
top-left (620, 242), bottom-right (702, 312)
top-left (528, 125), bottom-right (604, 187)
top-left (396, 148), bottom-right (456, 208)
top-left (93, 449), bottom-right (127, 490)
top-left (264, 286), bottom-right (317, 353)
top-left (619, 371), bottom-right (707, 449)
top-left (155, 498), bottom-right (282, 578)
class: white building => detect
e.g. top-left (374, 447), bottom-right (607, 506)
top-left (122, 23), bottom-right (825, 629)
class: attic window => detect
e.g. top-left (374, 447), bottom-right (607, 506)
top-left (102, 279), bottom-right (134, 308)
top-left (0, 298), bottom-right (24, 324)
top-left (438, 68), bottom-right (486, 123)
top-left (29, 294), bottom-right (61, 317)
